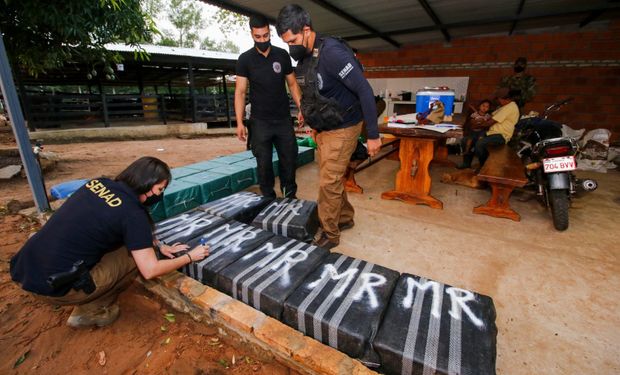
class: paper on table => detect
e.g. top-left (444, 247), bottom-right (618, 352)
top-left (393, 113), bottom-right (418, 123)
top-left (387, 122), bottom-right (416, 128)
top-left (386, 123), bottom-right (460, 133)
top-left (415, 125), bottom-right (452, 133)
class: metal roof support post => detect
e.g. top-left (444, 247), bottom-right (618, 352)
top-left (222, 72), bottom-right (231, 128)
top-left (509, 0), bottom-right (527, 35)
top-left (346, 5), bottom-right (620, 42)
top-left (418, 0), bottom-right (451, 43)
top-left (0, 32), bottom-right (50, 212)
top-left (309, 0), bottom-right (401, 48)
top-left (580, 10), bottom-right (605, 28)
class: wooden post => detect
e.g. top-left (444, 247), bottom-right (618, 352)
top-left (137, 64), bottom-right (144, 95)
top-left (188, 61), bottom-right (196, 123)
top-left (101, 92), bottom-right (109, 127)
top-left (14, 74), bottom-right (34, 131)
top-left (222, 72), bottom-right (232, 128)
top-left (47, 95), bottom-right (53, 127)
top-left (160, 94), bottom-right (167, 125)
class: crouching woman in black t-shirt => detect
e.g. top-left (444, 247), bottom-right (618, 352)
top-left (9, 156), bottom-right (209, 328)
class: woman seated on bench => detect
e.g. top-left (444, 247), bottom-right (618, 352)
top-left (470, 88), bottom-right (520, 171)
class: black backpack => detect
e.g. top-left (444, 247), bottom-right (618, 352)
top-left (296, 36), bottom-right (361, 131)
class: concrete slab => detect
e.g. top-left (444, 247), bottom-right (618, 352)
top-left (0, 164), bottom-right (21, 179)
top-left (28, 123), bottom-right (233, 143)
top-left (291, 153), bottom-right (620, 375)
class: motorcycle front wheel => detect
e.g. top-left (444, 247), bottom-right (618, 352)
top-left (549, 189), bottom-right (570, 231)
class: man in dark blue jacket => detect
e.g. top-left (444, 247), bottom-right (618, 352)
top-left (276, 4), bottom-right (381, 249)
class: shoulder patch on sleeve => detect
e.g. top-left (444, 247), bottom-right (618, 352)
top-left (338, 62), bottom-right (354, 79)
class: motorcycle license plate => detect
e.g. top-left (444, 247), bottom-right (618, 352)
top-left (543, 156), bottom-right (576, 173)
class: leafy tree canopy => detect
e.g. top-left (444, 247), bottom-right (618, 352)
top-left (0, 0), bottom-right (157, 77)
top-left (214, 9), bottom-right (246, 37)
top-left (141, 0), bottom-right (164, 22)
top-left (141, 0), bottom-right (243, 53)
top-left (200, 37), bottom-right (239, 53)
top-left (166, 0), bottom-right (205, 48)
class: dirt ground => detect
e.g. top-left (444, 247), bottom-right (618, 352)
top-left (0, 131), bottom-right (247, 206)
top-left (3, 127), bottom-right (619, 374)
top-left (0, 132), bottom-right (291, 374)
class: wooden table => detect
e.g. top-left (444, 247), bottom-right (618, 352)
top-left (379, 124), bottom-right (462, 209)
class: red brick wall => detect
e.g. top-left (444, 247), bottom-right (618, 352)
top-left (358, 20), bottom-right (620, 141)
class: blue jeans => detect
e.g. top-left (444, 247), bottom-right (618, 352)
top-left (251, 118), bottom-right (298, 198)
top-left (475, 134), bottom-right (506, 167)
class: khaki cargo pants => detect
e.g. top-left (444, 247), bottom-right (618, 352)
top-left (316, 121), bottom-right (363, 241)
top-left (37, 247), bottom-right (138, 313)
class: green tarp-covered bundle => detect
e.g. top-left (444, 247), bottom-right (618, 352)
top-left (150, 146), bottom-right (315, 221)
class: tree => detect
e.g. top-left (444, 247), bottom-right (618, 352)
top-left (214, 9), bottom-right (247, 38)
top-left (215, 40), bottom-right (240, 54)
top-left (141, 0), bottom-right (164, 43)
top-left (200, 37), bottom-right (217, 51)
top-left (141, 0), bottom-right (164, 20)
top-left (159, 31), bottom-right (180, 47)
top-left (0, 0), bottom-right (157, 77)
top-left (166, 0), bottom-right (205, 48)
top-left (200, 37), bottom-right (239, 53)
top-left (156, 1), bottom-right (241, 53)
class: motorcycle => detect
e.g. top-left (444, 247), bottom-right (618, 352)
top-left (512, 98), bottom-right (597, 231)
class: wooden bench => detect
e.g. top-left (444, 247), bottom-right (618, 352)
top-left (344, 137), bottom-right (400, 194)
top-left (473, 145), bottom-right (528, 221)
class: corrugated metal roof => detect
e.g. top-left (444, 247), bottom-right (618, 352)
top-left (202, 0), bottom-right (620, 51)
top-left (105, 43), bottom-right (240, 61)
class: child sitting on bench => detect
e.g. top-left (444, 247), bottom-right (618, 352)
top-left (457, 99), bottom-right (492, 169)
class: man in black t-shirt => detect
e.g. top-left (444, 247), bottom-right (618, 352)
top-left (234, 14), bottom-right (302, 199)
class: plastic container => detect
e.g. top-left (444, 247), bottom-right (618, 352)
top-left (50, 179), bottom-right (90, 199)
top-left (296, 136), bottom-right (317, 149)
top-left (416, 89), bottom-right (455, 116)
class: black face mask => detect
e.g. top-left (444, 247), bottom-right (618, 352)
top-left (255, 40), bottom-right (271, 53)
top-left (143, 193), bottom-right (163, 207)
top-left (514, 65), bottom-right (526, 73)
top-left (289, 45), bottom-right (307, 61)
top-left (289, 33), bottom-right (308, 61)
